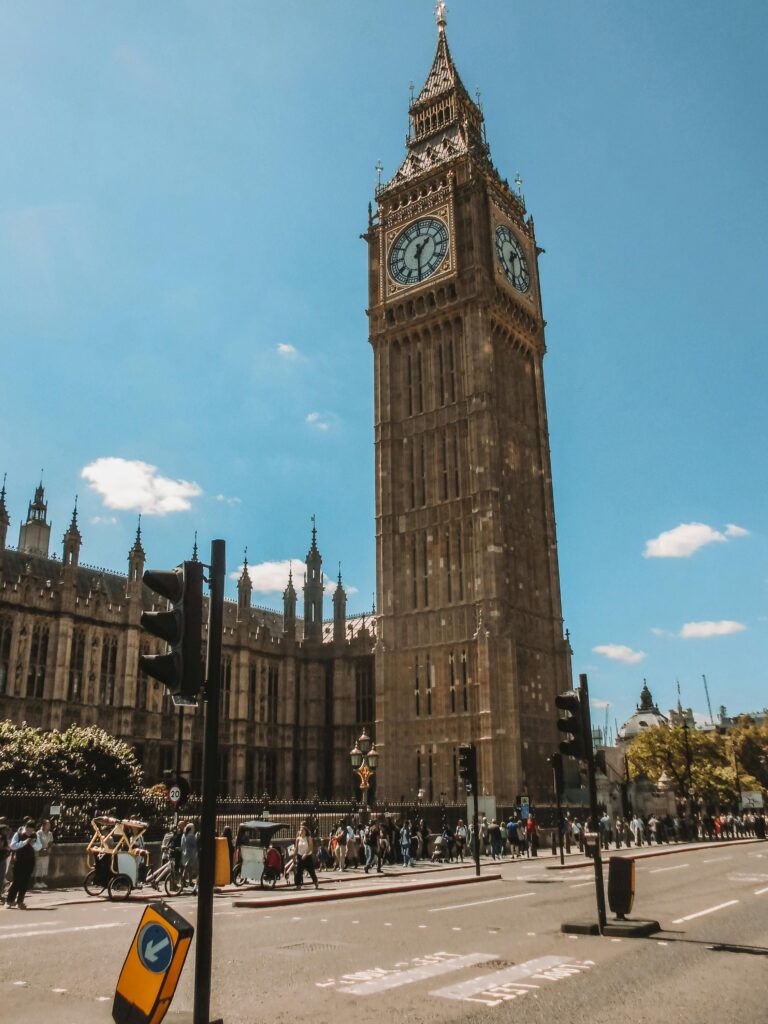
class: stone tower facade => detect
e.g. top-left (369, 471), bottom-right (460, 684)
top-left (366, 11), bottom-right (572, 804)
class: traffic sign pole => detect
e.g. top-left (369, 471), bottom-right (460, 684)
top-left (580, 672), bottom-right (607, 932)
top-left (193, 539), bottom-right (225, 1024)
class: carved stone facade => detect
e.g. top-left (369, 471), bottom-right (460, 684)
top-left (367, 18), bottom-right (572, 804)
top-left (0, 481), bottom-right (375, 797)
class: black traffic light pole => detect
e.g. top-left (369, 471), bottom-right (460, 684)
top-left (550, 753), bottom-right (565, 866)
top-left (579, 672), bottom-right (607, 933)
top-left (472, 752), bottom-right (480, 877)
top-left (194, 539), bottom-right (225, 1024)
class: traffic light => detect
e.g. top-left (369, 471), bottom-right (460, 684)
top-left (457, 744), bottom-right (477, 792)
top-left (140, 560), bottom-right (204, 707)
top-left (555, 689), bottom-right (587, 759)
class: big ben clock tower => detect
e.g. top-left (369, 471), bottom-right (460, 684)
top-left (366, 5), bottom-right (572, 805)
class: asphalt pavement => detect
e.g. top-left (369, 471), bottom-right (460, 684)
top-left (1, 839), bottom-right (766, 1023)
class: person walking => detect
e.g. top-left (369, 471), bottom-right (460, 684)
top-left (489, 819), bottom-right (503, 860)
top-left (454, 820), bottom-right (467, 862)
top-left (400, 820), bottom-right (413, 867)
top-left (0, 819), bottom-right (10, 902)
top-left (7, 823), bottom-right (41, 909)
top-left (180, 822), bottom-right (199, 888)
top-left (33, 819), bottom-right (54, 888)
top-left (294, 824), bottom-right (319, 889)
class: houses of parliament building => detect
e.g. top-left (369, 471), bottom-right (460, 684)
top-left (0, 9), bottom-right (572, 805)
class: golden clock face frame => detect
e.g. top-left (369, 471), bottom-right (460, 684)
top-left (495, 223), bottom-right (530, 293)
top-left (388, 217), bottom-right (449, 286)
top-left (383, 200), bottom-right (455, 299)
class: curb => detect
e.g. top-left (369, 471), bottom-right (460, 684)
top-left (233, 871), bottom-right (503, 908)
top-left (546, 837), bottom-right (762, 871)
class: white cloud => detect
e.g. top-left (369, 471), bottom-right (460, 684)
top-left (277, 343), bottom-right (298, 359)
top-left (89, 515), bottom-right (118, 526)
top-left (229, 559), bottom-right (302, 594)
top-left (593, 644), bottom-right (646, 665)
top-left (306, 411), bottom-right (332, 432)
top-left (644, 522), bottom-right (726, 559)
top-left (725, 523), bottom-right (749, 538)
top-left (215, 494), bottom-right (242, 506)
top-left (650, 627), bottom-right (672, 637)
top-left (590, 699), bottom-right (611, 710)
top-left (81, 457), bottom-right (202, 515)
top-left (679, 620), bottom-right (746, 639)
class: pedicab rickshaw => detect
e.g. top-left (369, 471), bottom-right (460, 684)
top-left (232, 820), bottom-right (292, 888)
top-left (83, 816), bottom-right (149, 901)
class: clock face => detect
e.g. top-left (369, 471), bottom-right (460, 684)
top-left (389, 217), bottom-right (449, 286)
top-left (495, 224), bottom-right (530, 293)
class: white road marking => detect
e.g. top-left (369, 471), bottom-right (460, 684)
top-left (702, 857), bottom-right (732, 863)
top-left (51, 988), bottom-right (67, 993)
top-left (650, 864), bottom-right (689, 874)
top-left (12, 981), bottom-right (28, 986)
top-left (672, 900), bottom-right (739, 924)
top-left (0, 921), bottom-right (58, 930)
top-left (431, 955), bottom-right (595, 1007)
top-left (754, 886), bottom-right (768, 896)
top-left (336, 952), bottom-right (497, 995)
top-left (0, 922), bottom-right (124, 941)
top-left (429, 892), bottom-right (535, 913)
top-left (570, 881), bottom-right (594, 888)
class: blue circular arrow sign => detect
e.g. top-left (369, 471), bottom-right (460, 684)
top-left (138, 922), bottom-right (174, 974)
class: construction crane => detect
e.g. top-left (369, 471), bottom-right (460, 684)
top-left (702, 674), bottom-right (715, 725)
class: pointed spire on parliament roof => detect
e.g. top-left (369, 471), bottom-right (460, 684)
top-left (0, 473), bottom-right (9, 527)
top-left (64, 496), bottom-right (82, 543)
top-left (129, 514), bottom-right (143, 557)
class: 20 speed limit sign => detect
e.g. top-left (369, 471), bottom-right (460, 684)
top-left (168, 785), bottom-right (182, 806)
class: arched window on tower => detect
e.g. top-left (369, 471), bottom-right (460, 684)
top-left (461, 650), bottom-right (469, 712)
top-left (68, 628), bottom-right (86, 702)
top-left (426, 654), bottom-right (432, 716)
top-left (0, 615), bottom-right (12, 696)
top-left (26, 624), bottom-right (49, 699)
top-left (98, 635), bottom-right (118, 705)
top-left (449, 652), bottom-right (456, 713)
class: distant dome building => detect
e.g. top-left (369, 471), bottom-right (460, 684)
top-left (618, 681), bottom-right (669, 743)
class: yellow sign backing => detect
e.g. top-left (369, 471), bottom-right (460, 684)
top-left (113, 901), bottom-right (193, 1024)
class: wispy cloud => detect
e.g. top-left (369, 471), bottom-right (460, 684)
top-left (593, 644), bottom-right (646, 665)
top-left (679, 620), bottom-right (746, 639)
top-left (590, 698), bottom-right (611, 710)
top-left (215, 494), bottom-right (242, 506)
top-left (306, 411), bottom-right (334, 432)
top-left (644, 521), bottom-right (748, 558)
top-left (81, 457), bottom-right (202, 515)
top-left (89, 515), bottom-right (118, 526)
top-left (650, 627), bottom-right (671, 637)
top-left (725, 523), bottom-right (749, 538)
top-left (644, 522), bottom-right (725, 558)
top-left (277, 343), bottom-right (298, 359)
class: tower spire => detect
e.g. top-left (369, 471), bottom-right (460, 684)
top-left (191, 530), bottom-right (199, 562)
top-left (62, 495), bottom-right (82, 569)
top-left (0, 473), bottom-right (8, 551)
top-left (435, 0), bottom-right (447, 34)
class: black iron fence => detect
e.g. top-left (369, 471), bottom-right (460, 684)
top-left (0, 790), bottom-right (583, 843)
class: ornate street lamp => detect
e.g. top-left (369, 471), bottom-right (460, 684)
top-left (350, 728), bottom-right (378, 809)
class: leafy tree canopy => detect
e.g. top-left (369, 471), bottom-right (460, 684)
top-left (626, 721), bottom-right (768, 808)
top-left (0, 720), bottom-right (143, 795)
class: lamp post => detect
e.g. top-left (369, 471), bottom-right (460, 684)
top-left (350, 728), bottom-right (378, 813)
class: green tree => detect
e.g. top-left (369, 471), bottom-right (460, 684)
top-left (0, 720), bottom-right (143, 795)
top-left (625, 723), bottom-right (766, 808)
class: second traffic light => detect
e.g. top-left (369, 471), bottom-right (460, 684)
top-left (140, 560), bottom-right (204, 707)
top-left (457, 744), bottom-right (477, 792)
top-left (555, 689), bottom-right (588, 759)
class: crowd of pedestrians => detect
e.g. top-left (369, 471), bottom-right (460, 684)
top-left (563, 810), bottom-right (767, 851)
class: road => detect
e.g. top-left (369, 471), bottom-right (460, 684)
top-left (1, 841), bottom-right (767, 1023)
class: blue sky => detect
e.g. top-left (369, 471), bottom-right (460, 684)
top-left (1, 2), bottom-right (766, 731)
